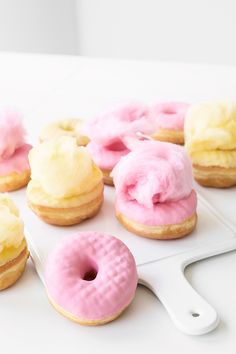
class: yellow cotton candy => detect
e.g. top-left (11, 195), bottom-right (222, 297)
top-left (190, 150), bottom-right (236, 168)
top-left (0, 193), bottom-right (19, 217)
top-left (0, 194), bottom-right (24, 255)
top-left (29, 136), bottom-right (103, 198)
top-left (0, 239), bottom-right (26, 266)
top-left (185, 100), bottom-right (236, 167)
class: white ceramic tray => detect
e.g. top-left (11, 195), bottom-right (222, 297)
top-left (11, 184), bottom-right (236, 336)
top-left (194, 183), bottom-right (236, 230)
top-left (15, 63), bottom-right (236, 336)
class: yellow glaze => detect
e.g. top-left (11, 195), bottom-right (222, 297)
top-left (0, 194), bottom-right (25, 262)
top-left (40, 118), bottom-right (89, 146)
top-left (26, 179), bottom-right (103, 208)
top-left (0, 193), bottom-right (19, 216)
top-left (0, 239), bottom-right (27, 266)
top-left (185, 100), bottom-right (236, 167)
top-left (29, 136), bottom-right (103, 198)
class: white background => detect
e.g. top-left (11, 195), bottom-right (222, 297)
top-left (0, 0), bottom-right (78, 54)
top-left (1, 52), bottom-right (236, 354)
top-left (0, 0), bottom-right (236, 64)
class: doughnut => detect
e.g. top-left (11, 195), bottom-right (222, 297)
top-left (0, 108), bottom-right (32, 192)
top-left (45, 232), bottom-right (138, 325)
top-left (83, 103), bottom-right (154, 185)
top-left (112, 140), bottom-right (197, 239)
top-left (39, 118), bottom-right (89, 146)
top-left (185, 100), bottom-right (236, 188)
top-left (0, 194), bottom-right (29, 290)
top-left (27, 136), bottom-right (104, 226)
top-left (152, 102), bottom-right (190, 145)
top-left (87, 141), bottom-right (129, 186)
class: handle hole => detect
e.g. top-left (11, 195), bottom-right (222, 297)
top-left (191, 312), bottom-right (200, 318)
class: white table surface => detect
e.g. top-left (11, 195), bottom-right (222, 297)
top-left (1, 52), bottom-right (236, 354)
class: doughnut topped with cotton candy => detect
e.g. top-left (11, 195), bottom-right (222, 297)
top-left (185, 100), bottom-right (236, 187)
top-left (112, 140), bottom-right (197, 239)
top-left (0, 109), bottom-right (26, 160)
top-left (151, 102), bottom-right (190, 145)
top-left (0, 108), bottom-right (32, 192)
top-left (84, 103), bottom-right (153, 145)
top-left (83, 103), bottom-right (154, 185)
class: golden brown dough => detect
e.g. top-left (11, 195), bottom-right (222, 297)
top-left (0, 246), bottom-right (29, 290)
top-left (102, 169), bottom-right (114, 186)
top-left (27, 181), bottom-right (104, 226)
top-left (193, 164), bottom-right (236, 188)
top-left (0, 170), bottom-right (30, 192)
top-left (47, 294), bottom-right (128, 325)
top-left (152, 129), bottom-right (184, 145)
top-left (116, 212), bottom-right (197, 240)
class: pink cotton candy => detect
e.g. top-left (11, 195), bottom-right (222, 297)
top-left (112, 141), bottom-right (196, 226)
top-left (0, 109), bottom-right (26, 160)
top-left (112, 140), bottom-right (193, 205)
top-left (83, 103), bottom-right (155, 146)
top-left (83, 103), bottom-right (155, 170)
top-left (152, 102), bottom-right (190, 131)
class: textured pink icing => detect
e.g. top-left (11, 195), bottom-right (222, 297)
top-left (45, 232), bottom-right (138, 321)
top-left (152, 102), bottom-right (190, 131)
top-left (0, 108), bottom-right (26, 160)
top-left (0, 143), bottom-right (32, 175)
top-left (112, 141), bottom-right (197, 226)
top-left (84, 103), bottom-right (155, 170)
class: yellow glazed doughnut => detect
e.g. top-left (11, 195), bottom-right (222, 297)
top-left (0, 170), bottom-right (31, 193)
top-left (185, 100), bottom-right (236, 187)
top-left (39, 119), bottom-right (89, 146)
top-left (0, 194), bottom-right (29, 290)
top-left (27, 136), bottom-right (104, 226)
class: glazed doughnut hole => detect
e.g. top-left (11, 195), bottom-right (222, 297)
top-left (83, 267), bottom-right (98, 281)
top-left (163, 108), bottom-right (176, 115)
top-left (60, 122), bottom-right (74, 131)
top-left (81, 258), bottom-right (99, 281)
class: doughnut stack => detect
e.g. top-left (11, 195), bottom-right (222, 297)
top-left (185, 100), bottom-right (236, 187)
top-left (0, 108), bottom-right (32, 192)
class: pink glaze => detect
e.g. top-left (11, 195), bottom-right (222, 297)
top-left (0, 144), bottom-right (32, 175)
top-left (83, 103), bottom-right (154, 146)
top-left (45, 232), bottom-right (138, 321)
top-left (152, 102), bottom-right (190, 131)
top-left (84, 103), bottom-right (155, 170)
top-left (0, 108), bottom-right (26, 160)
top-left (87, 141), bottom-right (130, 170)
top-left (112, 141), bottom-right (197, 226)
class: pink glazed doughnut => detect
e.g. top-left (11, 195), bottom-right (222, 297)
top-left (112, 140), bottom-right (197, 239)
top-left (45, 232), bottom-right (138, 325)
top-left (0, 108), bottom-right (32, 191)
top-left (152, 102), bottom-right (190, 145)
top-left (84, 103), bottom-right (154, 185)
